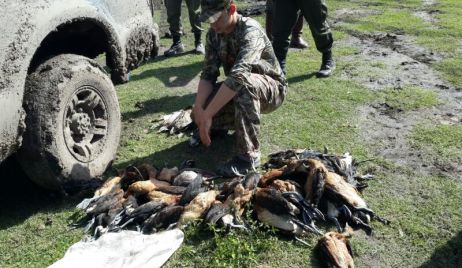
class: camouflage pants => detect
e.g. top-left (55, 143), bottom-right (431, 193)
top-left (165, 0), bottom-right (202, 38)
top-left (205, 74), bottom-right (287, 158)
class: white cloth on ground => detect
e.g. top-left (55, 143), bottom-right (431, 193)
top-left (49, 229), bottom-right (184, 268)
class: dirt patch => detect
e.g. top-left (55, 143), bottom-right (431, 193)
top-left (332, 8), bottom-right (381, 25)
top-left (423, 0), bottom-right (437, 6)
top-left (413, 10), bottom-right (439, 26)
top-left (334, 9), bottom-right (462, 179)
top-left (339, 34), bottom-right (442, 90)
top-left (413, 0), bottom-right (442, 31)
top-left (356, 103), bottom-right (462, 178)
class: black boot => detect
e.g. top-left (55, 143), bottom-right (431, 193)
top-left (317, 51), bottom-right (335, 77)
top-left (194, 33), bottom-right (205, 54)
top-left (164, 35), bottom-right (184, 57)
top-left (279, 59), bottom-right (287, 75)
top-left (290, 14), bottom-right (308, 49)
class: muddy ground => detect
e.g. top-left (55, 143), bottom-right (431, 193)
top-left (333, 6), bottom-right (462, 180)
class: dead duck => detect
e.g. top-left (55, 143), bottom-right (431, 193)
top-left (76, 176), bottom-right (122, 210)
top-left (142, 205), bottom-right (184, 233)
top-left (204, 201), bottom-right (233, 227)
top-left (136, 163), bottom-right (158, 180)
top-left (179, 174), bottom-right (207, 206)
top-left (304, 159), bottom-right (365, 209)
top-left (282, 191), bottom-right (324, 224)
top-left (318, 230), bottom-right (355, 268)
top-left (125, 180), bottom-right (156, 197)
top-left (242, 171), bottom-right (260, 190)
top-left (270, 179), bottom-right (298, 192)
top-left (155, 184), bottom-right (187, 195)
top-left (253, 187), bottom-right (322, 235)
top-left (92, 206), bottom-right (125, 238)
top-left (178, 190), bottom-right (219, 226)
top-left (119, 165), bottom-right (147, 190)
top-left (94, 176), bottom-right (122, 197)
top-left (216, 176), bottom-right (242, 202)
top-left (207, 180), bottom-right (253, 230)
top-left (205, 201), bottom-right (231, 226)
top-left (157, 167), bottom-right (179, 183)
top-left (146, 190), bottom-right (181, 206)
top-left (174, 167), bottom-right (219, 185)
top-left (117, 200), bottom-right (167, 229)
top-left (223, 183), bottom-right (253, 218)
top-left (258, 168), bottom-right (285, 187)
top-left (85, 188), bottom-right (124, 215)
top-left (172, 170), bottom-right (200, 187)
top-left (320, 190), bottom-right (375, 235)
top-left (205, 201), bottom-right (246, 230)
top-left (303, 159), bottom-right (327, 209)
top-left (304, 159), bottom-right (389, 233)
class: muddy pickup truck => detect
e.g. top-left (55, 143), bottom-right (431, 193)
top-left (0, 0), bottom-right (159, 189)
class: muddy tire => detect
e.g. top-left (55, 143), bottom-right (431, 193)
top-left (18, 54), bottom-right (121, 190)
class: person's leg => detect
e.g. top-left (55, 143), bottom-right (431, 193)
top-left (265, 0), bottom-right (274, 41)
top-left (185, 0), bottom-right (204, 54)
top-left (164, 0), bottom-right (185, 56)
top-left (160, 0), bottom-right (172, 38)
top-left (272, 0), bottom-right (299, 73)
top-left (217, 74), bottom-right (286, 176)
top-left (297, 0), bottom-right (334, 77)
top-left (290, 13), bottom-right (309, 49)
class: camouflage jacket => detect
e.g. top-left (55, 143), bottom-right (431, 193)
top-left (200, 15), bottom-right (287, 92)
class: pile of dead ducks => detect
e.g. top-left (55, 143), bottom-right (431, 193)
top-left (75, 149), bottom-right (389, 267)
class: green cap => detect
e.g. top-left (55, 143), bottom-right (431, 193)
top-left (199, 0), bottom-right (231, 23)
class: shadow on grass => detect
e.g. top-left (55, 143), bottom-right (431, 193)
top-left (287, 72), bottom-right (318, 84)
top-left (0, 156), bottom-right (79, 230)
top-left (121, 93), bottom-right (195, 121)
top-left (420, 230), bottom-right (462, 268)
top-left (114, 133), bottom-right (236, 172)
top-left (130, 56), bottom-right (202, 88)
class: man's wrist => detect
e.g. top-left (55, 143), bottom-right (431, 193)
top-left (193, 102), bottom-right (203, 109)
top-left (203, 108), bottom-right (213, 119)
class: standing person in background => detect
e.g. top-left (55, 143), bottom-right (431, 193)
top-left (157, 0), bottom-right (173, 38)
top-left (272, 0), bottom-right (335, 77)
top-left (164, 0), bottom-right (205, 56)
top-left (265, 0), bottom-right (308, 49)
top-left (192, 0), bottom-right (287, 177)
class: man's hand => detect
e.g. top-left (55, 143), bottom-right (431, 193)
top-left (195, 109), bottom-right (212, 146)
top-left (198, 111), bottom-right (212, 146)
top-left (192, 81), bottom-right (237, 147)
top-left (192, 104), bottom-right (204, 126)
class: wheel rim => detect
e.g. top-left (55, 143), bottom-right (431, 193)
top-left (64, 86), bottom-right (108, 163)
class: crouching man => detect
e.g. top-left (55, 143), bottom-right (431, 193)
top-left (192, 0), bottom-right (287, 177)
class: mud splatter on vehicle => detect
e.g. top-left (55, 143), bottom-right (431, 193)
top-left (0, 0), bottom-right (159, 189)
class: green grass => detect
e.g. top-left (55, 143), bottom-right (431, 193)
top-left (0, 210), bottom-right (82, 267)
top-left (1, 1), bottom-right (462, 267)
top-left (409, 124), bottom-right (462, 172)
top-left (345, 10), bottom-right (430, 35)
top-left (375, 86), bottom-right (441, 111)
top-left (436, 54), bottom-right (462, 90)
top-left (0, 169), bottom-right (84, 268)
top-left (350, 165), bottom-right (462, 267)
